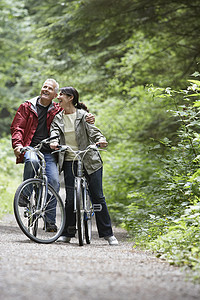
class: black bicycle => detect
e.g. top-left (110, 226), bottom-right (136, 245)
top-left (53, 144), bottom-right (102, 246)
top-left (13, 136), bottom-right (65, 244)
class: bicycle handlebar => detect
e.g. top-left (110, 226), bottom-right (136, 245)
top-left (20, 135), bottom-right (60, 154)
top-left (52, 144), bottom-right (100, 155)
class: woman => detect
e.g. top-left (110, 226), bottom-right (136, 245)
top-left (50, 86), bottom-right (118, 245)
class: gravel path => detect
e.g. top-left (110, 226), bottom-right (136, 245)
top-left (1, 214), bottom-right (200, 300)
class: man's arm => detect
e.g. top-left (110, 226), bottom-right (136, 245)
top-left (10, 104), bottom-right (29, 157)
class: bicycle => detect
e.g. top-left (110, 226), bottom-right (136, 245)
top-left (53, 144), bottom-right (102, 246)
top-left (13, 136), bottom-right (65, 244)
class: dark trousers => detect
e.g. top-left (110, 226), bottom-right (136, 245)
top-left (62, 161), bottom-right (113, 238)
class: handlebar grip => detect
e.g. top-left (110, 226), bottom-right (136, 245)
top-left (20, 146), bottom-right (32, 154)
top-left (51, 145), bottom-right (69, 154)
top-left (20, 148), bottom-right (26, 154)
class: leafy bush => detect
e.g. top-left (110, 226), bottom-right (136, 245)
top-left (148, 204), bottom-right (200, 281)
top-left (0, 137), bottom-right (23, 218)
top-left (101, 78), bottom-right (200, 281)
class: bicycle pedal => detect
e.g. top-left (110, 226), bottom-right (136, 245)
top-left (93, 204), bottom-right (102, 212)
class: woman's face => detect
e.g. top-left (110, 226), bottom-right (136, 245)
top-left (57, 92), bottom-right (73, 108)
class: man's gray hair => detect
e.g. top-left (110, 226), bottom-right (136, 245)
top-left (44, 78), bottom-right (59, 93)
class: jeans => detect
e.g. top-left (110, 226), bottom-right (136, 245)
top-left (63, 161), bottom-right (113, 238)
top-left (23, 150), bottom-right (59, 223)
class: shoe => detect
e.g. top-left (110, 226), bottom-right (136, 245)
top-left (18, 194), bottom-right (29, 207)
top-left (56, 236), bottom-right (71, 243)
top-left (104, 235), bottom-right (118, 245)
top-left (45, 222), bottom-right (57, 232)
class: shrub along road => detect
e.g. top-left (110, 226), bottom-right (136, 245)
top-left (0, 214), bottom-right (200, 300)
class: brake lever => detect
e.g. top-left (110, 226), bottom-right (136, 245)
top-left (52, 145), bottom-right (68, 154)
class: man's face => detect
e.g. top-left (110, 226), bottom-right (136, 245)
top-left (40, 80), bottom-right (57, 103)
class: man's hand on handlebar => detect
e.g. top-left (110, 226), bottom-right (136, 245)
top-left (13, 136), bottom-right (61, 158)
top-left (14, 146), bottom-right (23, 158)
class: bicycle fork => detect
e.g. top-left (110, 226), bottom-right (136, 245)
top-left (74, 177), bottom-right (88, 214)
top-left (74, 177), bottom-right (78, 212)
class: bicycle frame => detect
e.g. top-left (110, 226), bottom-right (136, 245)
top-left (73, 155), bottom-right (88, 212)
top-left (53, 144), bottom-right (102, 246)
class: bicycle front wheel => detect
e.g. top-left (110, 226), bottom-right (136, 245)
top-left (76, 178), bottom-right (84, 246)
top-left (14, 178), bottom-right (65, 244)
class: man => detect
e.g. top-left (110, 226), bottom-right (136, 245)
top-left (11, 78), bottom-right (94, 231)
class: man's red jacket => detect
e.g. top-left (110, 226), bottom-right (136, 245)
top-left (10, 97), bottom-right (62, 164)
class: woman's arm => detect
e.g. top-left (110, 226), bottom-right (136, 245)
top-left (85, 121), bottom-right (108, 148)
top-left (49, 116), bottom-right (61, 149)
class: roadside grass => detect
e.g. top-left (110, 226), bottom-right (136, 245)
top-left (0, 137), bottom-right (23, 219)
top-left (145, 205), bottom-right (200, 282)
top-left (123, 205), bottom-right (200, 283)
top-left (0, 172), bottom-right (22, 219)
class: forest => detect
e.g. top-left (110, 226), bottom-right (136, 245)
top-left (1, 0), bottom-right (200, 280)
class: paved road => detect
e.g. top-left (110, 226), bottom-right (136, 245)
top-left (0, 214), bottom-right (200, 300)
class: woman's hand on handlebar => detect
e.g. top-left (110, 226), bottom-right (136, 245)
top-left (96, 139), bottom-right (108, 148)
top-left (50, 142), bottom-right (59, 150)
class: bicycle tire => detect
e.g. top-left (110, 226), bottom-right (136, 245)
top-left (14, 178), bottom-right (65, 244)
top-left (84, 188), bottom-right (92, 244)
top-left (76, 177), bottom-right (84, 246)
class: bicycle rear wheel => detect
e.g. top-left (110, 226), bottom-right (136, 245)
top-left (84, 188), bottom-right (92, 244)
top-left (14, 178), bottom-right (65, 244)
top-left (76, 178), bottom-right (84, 246)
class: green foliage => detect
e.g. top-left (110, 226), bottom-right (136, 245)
top-left (24, 0), bottom-right (200, 89)
top-left (114, 80), bottom-right (200, 281)
top-left (0, 137), bottom-right (23, 218)
top-left (148, 204), bottom-right (200, 281)
top-left (0, 0), bottom-right (43, 135)
top-left (2, 0), bottom-right (200, 136)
